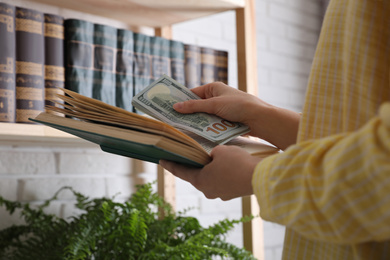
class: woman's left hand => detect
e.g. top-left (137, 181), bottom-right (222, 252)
top-left (159, 145), bottom-right (262, 201)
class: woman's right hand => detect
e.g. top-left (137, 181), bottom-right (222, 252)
top-left (174, 82), bottom-right (265, 127)
top-left (173, 82), bottom-right (301, 150)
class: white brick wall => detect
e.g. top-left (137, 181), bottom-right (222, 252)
top-left (257, 0), bottom-right (322, 112)
top-left (0, 0), bottom-right (324, 259)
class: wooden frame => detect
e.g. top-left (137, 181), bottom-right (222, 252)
top-left (154, 26), bottom-right (176, 212)
top-left (236, 1), bottom-right (264, 259)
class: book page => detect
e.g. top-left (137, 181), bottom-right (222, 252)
top-left (50, 88), bottom-right (205, 151)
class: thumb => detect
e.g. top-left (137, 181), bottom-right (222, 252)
top-left (173, 99), bottom-right (216, 114)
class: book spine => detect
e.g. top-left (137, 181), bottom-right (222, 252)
top-left (170, 40), bottom-right (185, 86)
top-left (216, 50), bottom-right (228, 84)
top-left (0, 3), bottom-right (16, 122)
top-left (151, 36), bottom-right (171, 81)
top-left (15, 7), bottom-right (45, 123)
top-left (64, 19), bottom-right (94, 98)
top-left (44, 13), bottom-right (64, 115)
top-left (133, 32), bottom-right (152, 97)
top-left (184, 44), bottom-right (201, 89)
top-left (200, 47), bottom-right (218, 85)
top-left (92, 23), bottom-right (117, 106)
top-left (116, 29), bottom-right (134, 112)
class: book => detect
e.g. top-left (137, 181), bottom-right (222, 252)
top-left (151, 36), bottom-right (171, 81)
top-left (44, 13), bottom-right (65, 115)
top-left (92, 23), bottom-right (117, 107)
top-left (15, 7), bottom-right (45, 123)
top-left (170, 40), bottom-right (185, 86)
top-left (200, 47), bottom-right (217, 85)
top-left (30, 87), bottom-right (279, 167)
top-left (216, 49), bottom-right (228, 84)
top-left (116, 28), bottom-right (134, 112)
top-left (64, 19), bottom-right (94, 98)
top-left (199, 47), bottom-right (229, 85)
top-left (0, 3), bottom-right (16, 122)
top-left (184, 44), bottom-right (201, 89)
top-left (133, 32), bottom-right (152, 97)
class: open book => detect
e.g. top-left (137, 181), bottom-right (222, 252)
top-left (30, 88), bottom-right (279, 167)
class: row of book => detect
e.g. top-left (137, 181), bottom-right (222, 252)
top-left (0, 2), bottom-right (228, 124)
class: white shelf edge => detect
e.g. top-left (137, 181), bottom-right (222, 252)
top-left (0, 123), bottom-right (96, 147)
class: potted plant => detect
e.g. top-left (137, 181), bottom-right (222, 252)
top-left (0, 182), bottom-right (256, 260)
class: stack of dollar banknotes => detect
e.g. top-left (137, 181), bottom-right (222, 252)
top-left (132, 75), bottom-right (250, 145)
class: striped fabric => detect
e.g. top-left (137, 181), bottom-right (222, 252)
top-left (253, 0), bottom-right (390, 259)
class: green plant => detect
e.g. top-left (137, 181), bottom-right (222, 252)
top-left (0, 182), bottom-right (256, 260)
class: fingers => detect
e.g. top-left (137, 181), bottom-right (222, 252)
top-left (173, 99), bottom-right (216, 114)
top-left (190, 82), bottom-right (231, 99)
top-left (190, 83), bottom-right (216, 99)
top-left (173, 82), bottom-right (241, 115)
top-left (159, 160), bottom-right (200, 184)
top-left (159, 147), bottom-right (259, 201)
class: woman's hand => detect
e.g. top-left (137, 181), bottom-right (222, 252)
top-left (174, 82), bottom-right (265, 131)
top-left (159, 145), bottom-right (262, 201)
top-left (174, 82), bottom-right (300, 150)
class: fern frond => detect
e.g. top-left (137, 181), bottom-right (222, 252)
top-left (0, 182), bottom-right (256, 260)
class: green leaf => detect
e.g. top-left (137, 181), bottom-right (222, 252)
top-left (0, 182), bottom-right (256, 260)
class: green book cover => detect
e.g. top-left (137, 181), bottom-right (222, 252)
top-left (170, 40), bottom-right (185, 86)
top-left (30, 113), bottom-right (204, 168)
top-left (151, 36), bottom-right (171, 81)
top-left (0, 3), bottom-right (15, 122)
top-left (133, 32), bottom-right (152, 97)
top-left (184, 44), bottom-right (201, 89)
top-left (116, 29), bottom-right (134, 112)
top-left (64, 19), bottom-right (94, 98)
top-left (93, 23), bottom-right (116, 106)
top-left (15, 7), bottom-right (45, 123)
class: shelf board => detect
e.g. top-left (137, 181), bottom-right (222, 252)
top-left (0, 123), bottom-right (95, 147)
top-left (27, 0), bottom-right (245, 27)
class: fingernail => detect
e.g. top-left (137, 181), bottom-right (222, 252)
top-left (173, 102), bottom-right (183, 110)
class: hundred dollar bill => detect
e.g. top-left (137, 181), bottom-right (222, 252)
top-left (132, 75), bottom-right (250, 144)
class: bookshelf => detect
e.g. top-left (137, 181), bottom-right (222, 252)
top-left (1, 0), bottom-right (262, 258)
top-left (24, 0), bottom-right (246, 27)
top-left (0, 122), bottom-right (93, 147)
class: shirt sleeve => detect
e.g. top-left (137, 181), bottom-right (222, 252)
top-left (253, 102), bottom-right (390, 244)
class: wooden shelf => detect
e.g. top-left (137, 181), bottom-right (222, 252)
top-left (27, 0), bottom-right (245, 27)
top-left (0, 122), bottom-right (94, 147)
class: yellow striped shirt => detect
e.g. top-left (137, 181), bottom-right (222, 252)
top-left (253, 0), bottom-right (390, 259)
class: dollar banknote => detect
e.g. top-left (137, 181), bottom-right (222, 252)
top-left (132, 75), bottom-right (250, 144)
